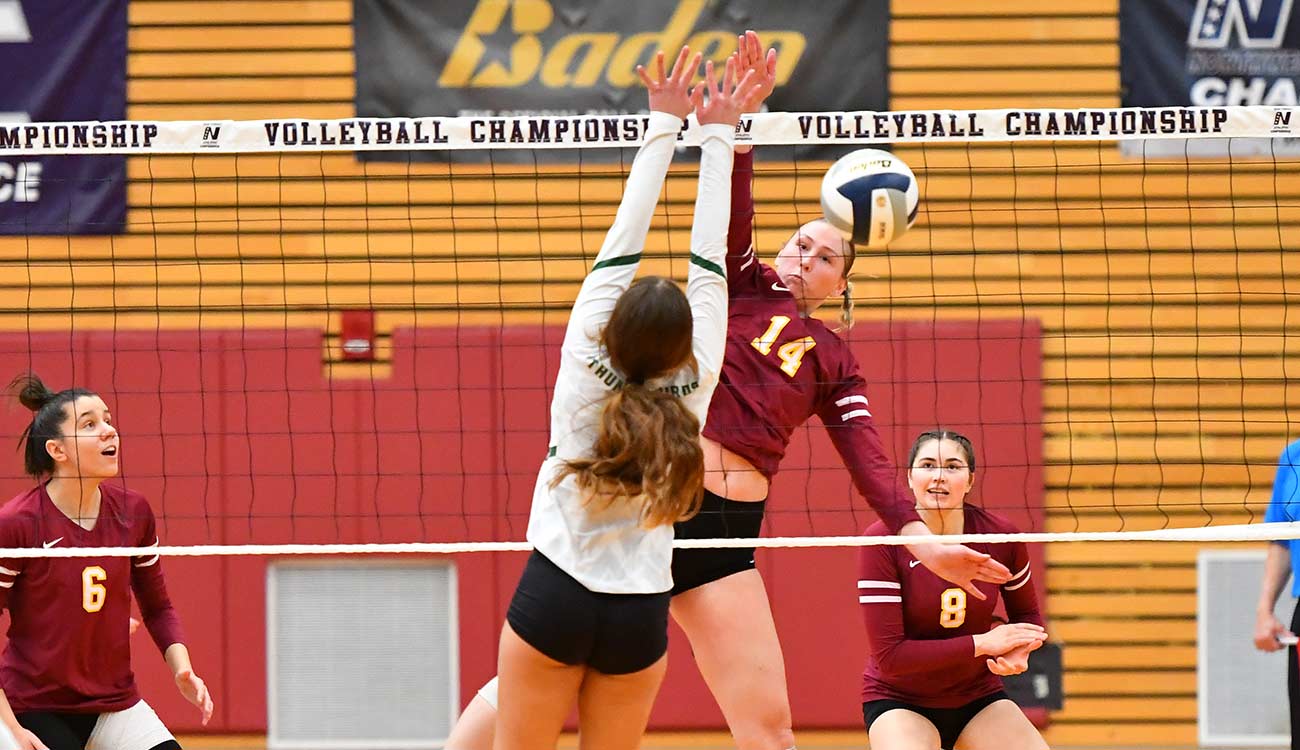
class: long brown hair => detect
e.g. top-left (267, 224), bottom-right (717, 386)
top-left (553, 277), bottom-right (704, 528)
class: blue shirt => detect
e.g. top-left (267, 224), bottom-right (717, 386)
top-left (1264, 439), bottom-right (1300, 596)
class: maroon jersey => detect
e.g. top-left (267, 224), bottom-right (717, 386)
top-left (0, 483), bottom-right (185, 713)
top-left (701, 150), bottom-right (920, 533)
top-left (857, 504), bottom-right (1041, 707)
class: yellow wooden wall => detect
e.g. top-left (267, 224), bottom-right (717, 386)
top-left (4, 0), bottom-right (1300, 744)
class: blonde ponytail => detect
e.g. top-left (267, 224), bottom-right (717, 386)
top-left (838, 278), bottom-right (856, 331)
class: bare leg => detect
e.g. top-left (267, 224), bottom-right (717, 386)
top-left (445, 681), bottom-right (498, 750)
top-left (954, 700), bottom-right (1048, 750)
top-left (868, 708), bottom-right (942, 750)
top-left (669, 570), bottom-right (795, 750)
top-left (492, 624), bottom-right (584, 750)
top-left (575, 656), bottom-right (669, 750)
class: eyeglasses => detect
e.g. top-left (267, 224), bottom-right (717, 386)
top-left (911, 464), bottom-right (970, 474)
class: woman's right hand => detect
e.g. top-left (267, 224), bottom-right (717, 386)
top-left (9, 726), bottom-right (48, 750)
top-left (973, 622), bottom-right (1047, 657)
top-left (637, 46), bottom-right (700, 120)
top-left (692, 56), bottom-right (760, 128)
top-left (735, 29), bottom-right (777, 114)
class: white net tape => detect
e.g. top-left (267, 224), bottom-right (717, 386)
top-left (0, 105), bottom-right (1296, 154)
top-left (3, 521), bottom-right (1297, 558)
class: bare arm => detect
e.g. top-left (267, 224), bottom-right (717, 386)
top-left (1255, 542), bottom-right (1294, 652)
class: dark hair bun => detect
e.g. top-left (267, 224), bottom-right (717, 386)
top-left (10, 373), bottom-right (54, 412)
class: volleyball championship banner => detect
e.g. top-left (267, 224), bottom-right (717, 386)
top-left (0, 0), bottom-right (126, 234)
top-left (351, 0), bottom-right (889, 161)
top-left (1, 107), bottom-right (1296, 156)
top-left (1121, 0), bottom-right (1300, 154)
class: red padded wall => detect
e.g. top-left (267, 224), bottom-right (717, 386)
top-left (0, 319), bottom-right (1042, 731)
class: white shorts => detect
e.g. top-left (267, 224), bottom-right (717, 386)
top-left (88, 700), bottom-right (175, 750)
top-left (475, 677), bottom-right (499, 710)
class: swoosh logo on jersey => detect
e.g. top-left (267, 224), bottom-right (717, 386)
top-left (909, 559), bottom-right (922, 568)
top-left (771, 282), bottom-right (790, 292)
top-left (42, 537), bottom-right (62, 548)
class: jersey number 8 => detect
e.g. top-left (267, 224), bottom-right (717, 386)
top-left (939, 587), bottom-right (966, 629)
top-left (751, 316), bottom-right (817, 377)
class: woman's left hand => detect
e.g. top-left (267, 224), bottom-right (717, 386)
top-left (175, 668), bottom-right (214, 725)
top-left (986, 639), bottom-right (1043, 676)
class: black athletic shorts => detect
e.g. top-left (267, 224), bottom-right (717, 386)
top-left (15, 709), bottom-right (182, 750)
top-left (505, 550), bottom-right (670, 675)
top-left (670, 489), bottom-right (766, 595)
top-left (863, 691), bottom-right (1010, 750)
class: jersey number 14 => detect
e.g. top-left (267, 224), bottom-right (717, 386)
top-left (751, 316), bottom-right (817, 377)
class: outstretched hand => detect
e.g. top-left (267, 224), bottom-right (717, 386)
top-left (691, 56), bottom-right (761, 127)
top-left (735, 29), bottom-right (777, 114)
top-left (637, 46), bottom-right (701, 120)
top-left (909, 541), bottom-right (1012, 601)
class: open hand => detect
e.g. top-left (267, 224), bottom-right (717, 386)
top-left (735, 30), bottom-right (777, 113)
top-left (691, 56), bottom-right (761, 127)
top-left (175, 668), bottom-right (214, 725)
top-left (637, 46), bottom-right (701, 120)
top-left (909, 541), bottom-right (1012, 601)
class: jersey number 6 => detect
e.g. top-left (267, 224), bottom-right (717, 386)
top-left (82, 566), bottom-right (107, 613)
top-left (751, 316), bottom-right (817, 377)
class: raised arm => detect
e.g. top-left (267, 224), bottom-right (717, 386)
top-left (726, 31), bottom-right (777, 288)
top-left (725, 148), bottom-right (759, 288)
top-left (562, 47), bottom-right (699, 356)
top-left (684, 56), bottom-right (755, 393)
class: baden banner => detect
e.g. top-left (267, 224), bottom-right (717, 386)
top-left (353, 0), bottom-right (889, 160)
top-left (0, 0), bottom-right (127, 235)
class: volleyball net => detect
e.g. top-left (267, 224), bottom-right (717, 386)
top-left (0, 105), bottom-right (1296, 552)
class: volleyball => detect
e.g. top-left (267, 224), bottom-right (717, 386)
top-left (819, 148), bottom-right (919, 248)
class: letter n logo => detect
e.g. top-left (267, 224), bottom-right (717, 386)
top-left (1188, 0), bottom-right (1294, 49)
top-left (1276, 111), bottom-right (1292, 126)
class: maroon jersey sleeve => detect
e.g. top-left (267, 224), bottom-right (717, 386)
top-left (858, 541), bottom-right (976, 675)
top-left (0, 513), bottom-right (28, 613)
top-left (129, 500), bottom-right (185, 654)
top-left (725, 149), bottom-right (763, 293)
top-left (1001, 541), bottom-right (1044, 627)
top-left (817, 354), bottom-right (923, 534)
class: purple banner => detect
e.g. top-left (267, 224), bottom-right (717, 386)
top-left (0, 0), bottom-right (127, 234)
